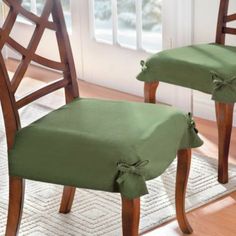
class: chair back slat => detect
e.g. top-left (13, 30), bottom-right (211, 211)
top-left (0, 5), bottom-right (19, 49)
top-left (215, 0), bottom-right (236, 44)
top-left (0, 0), bottom-right (79, 150)
top-left (5, 0), bottom-right (56, 30)
top-left (224, 13), bottom-right (236, 22)
top-left (223, 27), bottom-right (236, 35)
top-left (16, 79), bottom-right (69, 109)
top-left (51, 0), bottom-right (79, 103)
top-left (10, 0), bottom-right (54, 92)
top-left (7, 36), bottom-right (66, 71)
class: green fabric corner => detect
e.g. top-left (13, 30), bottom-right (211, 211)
top-left (179, 113), bottom-right (203, 149)
top-left (137, 43), bottom-right (236, 103)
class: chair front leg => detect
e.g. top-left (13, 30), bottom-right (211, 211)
top-left (144, 82), bottom-right (159, 103)
top-left (5, 177), bottom-right (25, 236)
top-left (59, 186), bottom-right (76, 214)
top-left (176, 149), bottom-right (193, 234)
top-left (215, 102), bottom-right (234, 184)
top-left (122, 197), bottom-right (140, 236)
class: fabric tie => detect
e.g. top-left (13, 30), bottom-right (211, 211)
top-left (116, 160), bottom-right (149, 199)
top-left (140, 60), bottom-right (147, 71)
top-left (211, 71), bottom-right (236, 91)
top-left (187, 113), bottom-right (198, 134)
top-left (117, 160), bottom-right (149, 184)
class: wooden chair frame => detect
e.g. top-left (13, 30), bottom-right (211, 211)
top-left (144, 0), bottom-right (235, 185)
top-left (0, 1), bottom-right (193, 235)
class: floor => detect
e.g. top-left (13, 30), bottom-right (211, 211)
top-left (6, 59), bottom-right (236, 236)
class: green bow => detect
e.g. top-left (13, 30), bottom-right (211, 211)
top-left (140, 60), bottom-right (147, 71)
top-left (117, 160), bottom-right (149, 184)
top-left (211, 71), bottom-right (236, 90)
top-left (187, 113), bottom-right (198, 134)
top-left (116, 160), bottom-right (149, 199)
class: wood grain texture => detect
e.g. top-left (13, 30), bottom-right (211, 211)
top-left (59, 186), bottom-right (76, 214)
top-left (122, 197), bottom-right (140, 236)
top-left (215, 102), bottom-right (234, 184)
top-left (4, 0), bottom-right (56, 30)
top-left (222, 27), bottom-right (236, 35)
top-left (144, 81), bottom-right (159, 103)
top-left (225, 13), bottom-right (236, 22)
top-left (0, 1), bottom-right (80, 235)
top-left (216, 0), bottom-right (229, 44)
top-left (5, 177), bottom-right (25, 236)
top-left (0, 0), bottom-right (80, 149)
top-left (176, 149), bottom-right (193, 234)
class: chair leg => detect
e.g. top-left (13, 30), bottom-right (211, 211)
top-left (215, 102), bottom-right (234, 184)
top-left (5, 177), bottom-right (25, 236)
top-left (176, 149), bottom-right (193, 234)
top-left (59, 186), bottom-right (76, 214)
top-left (144, 81), bottom-right (159, 103)
top-left (122, 197), bottom-right (140, 236)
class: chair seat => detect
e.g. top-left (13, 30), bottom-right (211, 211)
top-left (137, 43), bottom-right (236, 103)
top-left (9, 98), bottom-right (202, 199)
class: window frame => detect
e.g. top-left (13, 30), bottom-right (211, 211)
top-left (89, 0), bottom-right (193, 53)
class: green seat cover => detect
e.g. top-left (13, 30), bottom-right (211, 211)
top-left (137, 43), bottom-right (236, 103)
top-left (9, 98), bottom-right (202, 199)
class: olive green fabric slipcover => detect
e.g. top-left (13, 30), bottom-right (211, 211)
top-left (9, 98), bottom-right (203, 199)
top-left (137, 43), bottom-right (236, 103)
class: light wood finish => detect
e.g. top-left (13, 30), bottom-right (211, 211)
top-left (215, 102), bottom-right (234, 183)
top-left (5, 177), bottom-right (25, 236)
top-left (122, 198), bottom-right (140, 236)
top-left (176, 149), bottom-right (193, 234)
top-left (144, 0), bottom-right (236, 184)
top-left (145, 192), bottom-right (236, 236)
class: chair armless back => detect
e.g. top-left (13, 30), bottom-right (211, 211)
top-left (216, 0), bottom-right (236, 44)
top-left (0, 0), bottom-right (79, 149)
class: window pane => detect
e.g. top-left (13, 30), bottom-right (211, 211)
top-left (117, 0), bottom-right (136, 48)
top-left (36, 0), bottom-right (45, 15)
top-left (142, 0), bottom-right (162, 52)
top-left (36, 0), bottom-right (71, 30)
top-left (18, 0), bottom-right (72, 32)
top-left (21, 0), bottom-right (31, 12)
top-left (94, 0), bottom-right (112, 43)
top-left (60, 0), bottom-right (72, 31)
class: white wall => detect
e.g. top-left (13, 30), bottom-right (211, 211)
top-left (193, 0), bottom-right (236, 45)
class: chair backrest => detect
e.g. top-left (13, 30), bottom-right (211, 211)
top-left (216, 0), bottom-right (236, 44)
top-left (0, 0), bottom-right (79, 149)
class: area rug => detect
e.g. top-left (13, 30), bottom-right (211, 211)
top-left (0, 83), bottom-right (236, 235)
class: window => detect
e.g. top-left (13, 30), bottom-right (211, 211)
top-left (92, 0), bottom-right (162, 52)
top-left (18, 0), bottom-right (72, 31)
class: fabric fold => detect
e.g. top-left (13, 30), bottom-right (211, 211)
top-left (179, 113), bottom-right (203, 149)
top-left (211, 71), bottom-right (236, 102)
top-left (116, 160), bottom-right (149, 199)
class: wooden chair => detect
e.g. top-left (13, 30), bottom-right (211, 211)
top-left (0, 1), bottom-right (202, 235)
top-left (139, 0), bottom-right (235, 184)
